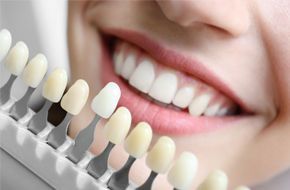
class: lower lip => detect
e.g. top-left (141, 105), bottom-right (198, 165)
top-left (100, 41), bottom-right (243, 135)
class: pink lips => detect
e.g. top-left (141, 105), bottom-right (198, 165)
top-left (99, 28), bottom-right (250, 135)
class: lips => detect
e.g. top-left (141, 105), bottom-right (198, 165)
top-left (99, 29), bottom-right (251, 135)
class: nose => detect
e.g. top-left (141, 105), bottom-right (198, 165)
top-left (156, 0), bottom-right (250, 36)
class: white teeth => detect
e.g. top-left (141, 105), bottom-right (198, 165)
top-left (167, 152), bottom-right (198, 190)
top-left (173, 86), bottom-right (195, 108)
top-left (197, 170), bottom-right (228, 190)
top-left (204, 104), bottom-right (221, 116)
top-left (42, 68), bottom-right (68, 102)
top-left (91, 82), bottom-right (121, 119)
top-left (149, 72), bottom-right (178, 104)
top-left (60, 79), bottom-right (89, 115)
top-left (0, 29), bottom-right (12, 62)
top-left (104, 107), bottom-right (131, 144)
top-left (22, 54), bottom-right (48, 88)
top-left (5, 41), bottom-right (29, 76)
top-left (129, 59), bottom-right (155, 93)
top-left (121, 53), bottom-right (137, 79)
top-left (234, 186), bottom-right (250, 190)
top-left (146, 136), bottom-right (176, 174)
top-left (113, 52), bottom-right (124, 75)
top-left (189, 94), bottom-right (212, 116)
top-left (124, 122), bottom-right (152, 158)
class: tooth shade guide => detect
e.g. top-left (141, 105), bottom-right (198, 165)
top-left (0, 29), bottom-right (12, 62)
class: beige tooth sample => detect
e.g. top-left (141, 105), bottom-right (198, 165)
top-left (124, 122), bottom-right (152, 158)
top-left (42, 68), bottom-right (68, 102)
top-left (121, 53), bottom-right (136, 79)
top-left (129, 59), bottom-right (155, 93)
top-left (149, 72), bottom-right (178, 104)
top-left (189, 94), bottom-right (212, 116)
top-left (22, 54), bottom-right (48, 88)
top-left (197, 170), bottom-right (228, 190)
top-left (104, 107), bottom-right (132, 144)
top-left (167, 152), bottom-right (198, 190)
top-left (91, 82), bottom-right (121, 119)
top-left (61, 79), bottom-right (89, 115)
top-left (173, 86), bottom-right (195, 108)
top-left (234, 186), bottom-right (250, 190)
top-left (5, 41), bottom-right (29, 75)
top-left (0, 29), bottom-right (12, 61)
top-left (146, 136), bottom-right (176, 173)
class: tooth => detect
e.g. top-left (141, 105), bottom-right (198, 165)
top-left (22, 54), bottom-right (48, 88)
top-left (149, 72), bottom-right (178, 104)
top-left (167, 152), bottom-right (198, 190)
top-left (197, 170), bottom-right (228, 190)
top-left (5, 41), bottom-right (29, 76)
top-left (234, 186), bottom-right (250, 190)
top-left (121, 53), bottom-right (136, 79)
top-left (173, 86), bottom-right (195, 108)
top-left (0, 29), bottom-right (12, 62)
top-left (104, 107), bottom-right (131, 144)
top-left (129, 59), bottom-right (155, 93)
top-left (189, 94), bottom-right (212, 116)
top-left (146, 136), bottom-right (176, 173)
top-left (42, 68), bottom-right (68, 102)
top-left (91, 82), bottom-right (121, 119)
top-left (60, 79), bottom-right (89, 115)
top-left (204, 104), bottom-right (221, 116)
top-left (124, 122), bottom-right (152, 158)
top-left (113, 51), bottom-right (124, 75)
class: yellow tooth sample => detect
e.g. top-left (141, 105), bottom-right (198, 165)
top-left (0, 29), bottom-right (12, 61)
top-left (5, 41), bottom-right (29, 75)
top-left (124, 122), bottom-right (152, 158)
top-left (60, 79), bottom-right (89, 115)
top-left (91, 82), bottom-right (121, 119)
top-left (167, 152), bottom-right (198, 190)
top-left (146, 136), bottom-right (176, 173)
top-left (234, 186), bottom-right (250, 190)
top-left (42, 68), bottom-right (68, 102)
top-left (104, 107), bottom-right (131, 144)
top-left (197, 170), bottom-right (228, 190)
top-left (22, 54), bottom-right (48, 88)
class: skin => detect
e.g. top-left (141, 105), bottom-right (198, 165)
top-left (67, 0), bottom-right (290, 189)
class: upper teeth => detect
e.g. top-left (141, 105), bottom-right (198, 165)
top-left (113, 41), bottom-right (235, 117)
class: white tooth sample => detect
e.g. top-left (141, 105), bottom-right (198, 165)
top-left (113, 51), bottom-right (124, 75)
top-left (104, 107), bottom-right (131, 144)
top-left (91, 82), bottom-right (121, 119)
top-left (167, 152), bottom-right (198, 190)
top-left (146, 136), bottom-right (176, 174)
top-left (189, 94), bottom-right (212, 116)
top-left (149, 72), bottom-right (178, 104)
top-left (197, 170), bottom-right (228, 190)
top-left (124, 122), bottom-right (152, 158)
top-left (234, 186), bottom-right (250, 190)
top-left (129, 59), bottom-right (155, 93)
top-left (121, 53), bottom-right (136, 79)
top-left (22, 54), bottom-right (48, 88)
top-left (42, 68), bottom-right (68, 102)
top-left (204, 104), bottom-right (221, 116)
top-left (5, 41), bottom-right (29, 75)
top-left (60, 79), bottom-right (89, 115)
top-left (173, 86), bottom-right (195, 108)
top-left (0, 29), bottom-right (12, 61)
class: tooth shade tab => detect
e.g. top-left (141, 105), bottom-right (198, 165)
top-left (42, 68), bottom-right (68, 102)
top-left (129, 59), bottom-right (155, 93)
top-left (104, 107), bottom-right (131, 144)
top-left (91, 82), bottom-right (121, 119)
top-left (234, 186), bottom-right (251, 190)
top-left (167, 152), bottom-right (198, 190)
top-left (197, 170), bottom-right (228, 190)
top-left (124, 122), bottom-right (152, 158)
top-left (146, 136), bottom-right (176, 174)
top-left (149, 71), bottom-right (178, 104)
top-left (5, 41), bottom-right (29, 75)
top-left (22, 54), bottom-right (48, 88)
top-left (0, 29), bottom-right (12, 61)
top-left (60, 79), bottom-right (89, 115)
top-left (173, 86), bottom-right (195, 108)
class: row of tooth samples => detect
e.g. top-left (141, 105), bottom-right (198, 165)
top-left (0, 28), bottom-right (250, 190)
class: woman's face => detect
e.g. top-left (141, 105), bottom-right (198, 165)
top-left (68, 0), bottom-right (290, 189)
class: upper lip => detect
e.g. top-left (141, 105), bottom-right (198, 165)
top-left (102, 28), bottom-right (251, 113)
